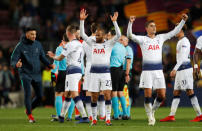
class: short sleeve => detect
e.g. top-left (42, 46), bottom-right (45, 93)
top-left (61, 43), bottom-right (71, 57)
top-left (195, 36), bottom-right (202, 50)
top-left (126, 46), bottom-right (133, 59)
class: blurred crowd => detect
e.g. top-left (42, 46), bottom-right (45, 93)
top-left (0, 0), bottom-right (202, 107)
top-left (1, 0), bottom-right (133, 41)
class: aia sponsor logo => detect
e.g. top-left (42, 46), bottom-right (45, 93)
top-left (147, 45), bottom-right (160, 50)
top-left (93, 48), bottom-right (105, 54)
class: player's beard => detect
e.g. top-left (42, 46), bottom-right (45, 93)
top-left (96, 38), bottom-right (104, 43)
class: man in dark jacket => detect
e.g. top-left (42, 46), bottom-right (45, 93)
top-left (10, 27), bottom-right (54, 123)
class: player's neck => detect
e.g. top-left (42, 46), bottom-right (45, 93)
top-left (178, 34), bottom-right (184, 40)
top-left (68, 36), bottom-right (77, 42)
top-left (147, 33), bottom-right (155, 39)
top-left (91, 33), bottom-right (96, 36)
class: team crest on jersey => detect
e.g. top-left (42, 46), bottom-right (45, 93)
top-left (148, 45), bottom-right (160, 50)
top-left (93, 48), bottom-right (105, 54)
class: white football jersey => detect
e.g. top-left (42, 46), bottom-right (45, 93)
top-left (195, 36), bottom-right (202, 50)
top-left (80, 20), bottom-right (121, 73)
top-left (127, 19), bottom-right (185, 70)
top-left (83, 36), bottom-right (95, 66)
top-left (61, 40), bottom-right (83, 68)
top-left (174, 37), bottom-right (191, 71)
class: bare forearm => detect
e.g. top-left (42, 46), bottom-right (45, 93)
top-left (193, 49), bottom-right (201, 65)
top-left (193, 48), bottom-right (201, 79)
top-left (193, 54), bottom-right (200, 67)
top-left (164, 19), bottom-right (185, 40)
top-left (113, 21), bottom-right (121, 39)
top-left (125, 59), bottom-right (131, 75)
top-left (127, 22), bottom-right (133, 38)
top-left (53, 54), bottom-right (65, 61)
top-left (80, 20), bottom-right (88, 41)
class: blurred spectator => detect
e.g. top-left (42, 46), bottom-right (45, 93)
top-left (53, 7), bottom-right (66, 23)
top-left (42, 67), bottom-right (54, 106)
top-left (188, 1), bottom-right (202, 28)
top-left (9, 1), bottom-right (23, 28)
top-left (41, 19), bottom-right (55, 41)
top-left (0, 50), bottom-right (7, 65)
top-left (19, 11), bottom-right (33, 32)
top-left (0, 64), bottom-right (15, 108)
top-left (163, 54), bottom-right (174, 87)
top-left (23, 0), bottom-right (37, 16)
top-left (129, 58), bottom-right (142, 105)
top-left (0, 64), bottom-right (3, 105)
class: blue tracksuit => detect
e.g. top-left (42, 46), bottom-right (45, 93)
top-left (11, 35), bottom-right (51, 114)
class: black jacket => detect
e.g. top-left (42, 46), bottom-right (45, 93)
top-left (10, 36), bottom-right (51, 81)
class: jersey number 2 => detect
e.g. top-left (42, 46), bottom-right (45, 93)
top-left (106, 80), bottom-right (111, 86)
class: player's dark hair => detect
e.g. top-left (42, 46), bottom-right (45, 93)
top-left (97, 27), bottom-right (107, 34)
top-left (25, 27), bottom-right (37, 33)
top-left (66, 25), bottom-right (77, 34)
top-left (108, 29), bottom-right (116, 36)
top-left (75, 25), bottom-right (79, 31)
top-left (63, 33), bottom-right (68, 42)
top-left (145, 20), bottom-right (155, 28)
top-left (182, 24), bottom-right (187, 32)
top-left (176, 23), bottom-right (187, 32)
top-left (91, 23), bottom-right (98, 34)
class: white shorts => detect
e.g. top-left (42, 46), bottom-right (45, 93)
top-left (83, 65), bottom-right (91, 91)
top-left (65, 73), bottom-right (82, 91)
top-left (139, 70), bottom-right (166, 90)
top-left (88, 73), bottom-right (112, 92)
top-left (174, 68), bottom-right (193, 91)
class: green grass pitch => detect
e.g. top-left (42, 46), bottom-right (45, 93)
top-left (0, 107), bottom-right (202, 131)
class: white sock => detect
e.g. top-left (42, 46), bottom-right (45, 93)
top-left (60, 100), bottom-right (71, 117)
top-left (190, 95), bottom-right (202, 116)
top-left (152, 98), bottom-right (162, 112)
top-left (86, 103), bottom-right (92, 117)
top-left (144, 103), bottom-right (152, 118)
top-left (75, 100), bottom-right (87, 118)
top-left (98, 100), bottom-right (105, 117)
top-left (105, 100), bottom-right (111, 121)
top-left (169, 97), bottom-right (180, 116)
top-left (91, 103), bottom-right (97, 120)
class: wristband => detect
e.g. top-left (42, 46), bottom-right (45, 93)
top-left (194, 64), bottom-right (198, 69)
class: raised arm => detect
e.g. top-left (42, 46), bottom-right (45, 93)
top-left (127, 16), bottom-right (144, 44)
top-left (162, 14), bottom-right (188, 41)
top-left (108, 12), bottom-right (121, 44)
top-left (80, 9), bottom-right (93, 45)
top-left (127, 16), bottom-right (135, 39)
